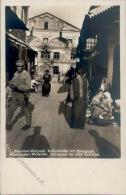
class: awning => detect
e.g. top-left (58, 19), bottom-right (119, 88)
top-left (6, 33), bottom-right (37, 54)
top-left (5, 6), bottom-right (29, 31)
top-left (88, 6), bottom-right (113, 18)
top-left (77, 6), bottom-right (119, 49)
top-left (7, 33), bottom-right (28, 47)
top-left (86, 6), bottom-right (119, 35)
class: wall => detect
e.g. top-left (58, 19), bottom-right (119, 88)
top-left (27, 13), bottom-right (80, 75)
top-left (27, 29), bottom-right (79, 47)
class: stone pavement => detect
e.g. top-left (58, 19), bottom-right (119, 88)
top-left (6, 81), bottom-right (120, 158)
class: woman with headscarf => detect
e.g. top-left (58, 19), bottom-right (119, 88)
top-left (88, 78), bottom-right (113, 125)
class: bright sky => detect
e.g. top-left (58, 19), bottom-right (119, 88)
top-left (28, 5), bottom-right (90, 29)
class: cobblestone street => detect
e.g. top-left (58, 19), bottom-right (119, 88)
top-left (6, 80), bottom-right (120, 158)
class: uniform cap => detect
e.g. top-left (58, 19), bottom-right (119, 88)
top-left (16, 60), bottom-right (24, 67)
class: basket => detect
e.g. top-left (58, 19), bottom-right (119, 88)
top-left (97, 113), bottom-right (114, 126)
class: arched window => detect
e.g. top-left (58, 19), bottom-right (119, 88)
top-left (44, 22), bottom-right (48, 30)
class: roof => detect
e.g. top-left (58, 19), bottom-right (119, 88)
top-left (77, 5), bottom-right (119, 58)
top-left (78, 6), bottom-right (119, 42)
top-left (29, 12), bottom-right (80, 31)
top-left (88, 6), bottom-right (114, 18)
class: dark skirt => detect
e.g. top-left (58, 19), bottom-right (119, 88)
top-left (42, 82), bottom-right (51, 96)
top-left (71, 97), bottom-right (86, 128)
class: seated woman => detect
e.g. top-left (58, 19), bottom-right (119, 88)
top-left (88, 78), bottom-right (114, 125)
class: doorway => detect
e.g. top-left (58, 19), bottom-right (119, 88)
top-left (53, 66), bottom-right (59, 74)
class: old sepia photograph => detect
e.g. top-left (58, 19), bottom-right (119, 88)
top-left (5, 4), bottom-right (120, 158)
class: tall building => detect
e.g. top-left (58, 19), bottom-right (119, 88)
top-left (27, 12), bottom-right (80, 76)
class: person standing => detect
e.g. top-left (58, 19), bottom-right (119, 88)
top-left (64, 66), bottom-right (76, 103)
top-left (7, 60), bottom-right (31, 130)
top-left (42, 70), bottom-right (51, 96)
top-left (70, 67), bottom-right (88, 129)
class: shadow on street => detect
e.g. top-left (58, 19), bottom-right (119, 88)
top-left (57, 83), bottom-right (69, 93)
top-left (58, 101), bottom-right (72, 128)
top-left (21, 126), bottom-right (51, 157)
top-left (89, 129), bottom-right (120, 158)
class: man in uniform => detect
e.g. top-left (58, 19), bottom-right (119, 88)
top-left (7, 60), bottom-right (31, 130)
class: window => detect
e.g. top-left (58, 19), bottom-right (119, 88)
top-left (44, 22), bottom-right (48, 30)
top-left (68, 39), bottom-right (73, 43)
top-left (41, 51), bottom-right (50, 59)
top-left (86, 38), bottom-right (97, 50)
top-left (68, 39), bottom-right (73, 48)
top-left (53, 66), bottom-right (59, 74)
top-left (54, 52), bottom-right (60, 59)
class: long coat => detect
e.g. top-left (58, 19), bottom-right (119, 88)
top-left (70, 73), bottom-right (88, 128)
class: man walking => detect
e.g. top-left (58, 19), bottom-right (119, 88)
top-left (7, 60), bottom-right (31, 130)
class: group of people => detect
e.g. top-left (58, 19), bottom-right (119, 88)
top-left (6, 59), bottom-right (120, 131)
top-left (31, 69), bottom-right (51, 96)
top-left (64, 66), bottom-right (120, 128)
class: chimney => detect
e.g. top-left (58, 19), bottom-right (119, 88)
top-left (30, 27), bottom-right (33, 36)
top-left (59, 29), bottom-right (62, 38)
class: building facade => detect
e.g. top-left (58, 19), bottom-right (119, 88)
top-left (27, 12), bottom-right (80, 76)
top-left (77, 6), bottom-right (120, 100)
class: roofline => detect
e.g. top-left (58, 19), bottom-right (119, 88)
top-left (88, 6), bottom-right (116, 18)
top-left (28, 12), bottom-right (80, 31)
top-left (7, 33), bottom-right (28, 47)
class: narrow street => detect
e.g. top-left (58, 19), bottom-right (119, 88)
top-left (6, 79), bottom-right (120, 158)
